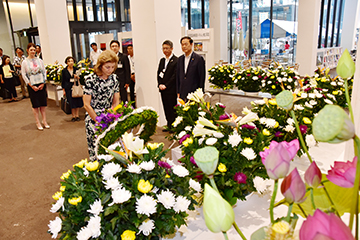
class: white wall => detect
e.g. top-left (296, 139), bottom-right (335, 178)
top-left (95, 33), bottom-right (114, 51)
top-left (209, 0), bottom-right (228, 62)
top-left (0, 2), bottom-right (13, 59)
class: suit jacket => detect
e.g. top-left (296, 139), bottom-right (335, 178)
top-left (176, 52), bottom-right (205, 100)
top-left (114, 52), bottom-right (131, 84)
top-left (157, 55), bottom-right (178, 94)
top-left (61, 66), bottom-right (79, 90)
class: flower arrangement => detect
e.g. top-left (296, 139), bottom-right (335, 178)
top-left (261, 65), bottom-right (300, 95)
top-left (46, 63), bottom-right (64, 84)
top-left (48, 133), bottom-right (197, 239)
top-left (75, 59), bottom-right (93, 85)
top-left (208, 64), bottom-right (237, 90)
top-left (234, 66), bottom-right (266, 92)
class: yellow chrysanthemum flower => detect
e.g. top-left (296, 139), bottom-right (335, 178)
top-left (218, 163), bottom-right (227, 173)
top-left (182, 137), bottom-right (193, 147)
top-left (121, 230), bottom-right (136, 240)
top-left (138, 179), bottom-right (153, 193)
top-left (52, 191), bottom-right (62, 200)
top-left (73, 158), bottom-right (88, 169)
top-left (147, 142), bottom-right (162, 150)
top-left (85, 161), bottom-right (99, 171)
top-left (332, 90), bottom-right (339, 95)
top-left (183, 106), bottom-right (190, 111)
top-left (68, 196), bottom-right (82, 205)
top-left (60, 186), bottom-right (66, 192)
top-left (271, 85), bottom-right (276, 89)
top-left (303, 117), bottom-right (312, 124)
top-left (263, 129), bottom-right (271, 136)
top-left (60, 170), bottom-right (72, 180)
top-left (113, 104), bottom-right (123, 112)
top-left (244, 137), bottom-right (253, 145)
top-left (274, 121), bottom-right (279, 128)
top-left (268, 99), bottom-right (277, 105)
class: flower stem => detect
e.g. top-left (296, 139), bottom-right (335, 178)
top-left (310, 188), bottom-right (316, 210)
top-left (344, 79), bottom-right (354, 122)
top-left (270, 180), bottom-right (278, 224)
top-left (321, 183), bottom-right (340, 217)
top-left (349, 135), bottom-right (360, 234)
top-left (222, 232), bottom-right (230, 240)
top-left (290, 110), bottom-right (313, 163)
top-left (233, 222), bottom-right (247, 240)
top-left (209, 177), bottom-right (220, 193)
top-left (286, 203), bottom-right (293, 222)
top-left (297, 204), bottom-right (307, 217)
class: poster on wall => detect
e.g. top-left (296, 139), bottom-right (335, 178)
top-left (194, 42), bottom-right (203, 51)
top-left (100, 43), bottom-right (106, 51)
top-left (122, 38), bottom-right (132, 54)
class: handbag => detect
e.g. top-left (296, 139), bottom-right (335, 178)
top-left (61, 96), bottom-right (71, 114)
top-left (72, 78), bottom-right (83, 98)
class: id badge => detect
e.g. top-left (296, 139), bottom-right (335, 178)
top-left (70, 78), bottom-right (75, 82)
top-left (118, 63), bottom-right (123, 68)
top-left (159, 72), bottom-right (164, 78)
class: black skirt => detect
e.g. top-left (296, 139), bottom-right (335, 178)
top-left (65, 88), bottom-right (84, 109)
top-left (27, 83), bottom-right (47, 108)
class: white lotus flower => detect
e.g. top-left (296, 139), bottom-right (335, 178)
top-left (172, 116), bottom-right (183, 127)
top-left (138, 219), bottom-right (155, 236)
top-left (193, 125), bottom-right (218, 137)
top-left (306, 134), bottom-right (317, 148)
top-left (103, 177), bottom-right (122, 190)
top-left (87, 199), bottom-right (103, 216)
top-left (157, 190), bottom-right (176, 209)
top-left (136, 195), bottom-right (157, 217)
top-left (127, 163), bottom-right (142, 174)
top-left (48, 217), bottom-right (62, 239)
top-left (172, 165), bottom-right (189, 177)
top-left (76, 227), bottom-right (92, 240)
top-left (139, 160), bottom-right (155, 171)
top-left (198, 117), bottom-right (218, 129)
top-left (241, 148), bottom-right (256, 160)
top-left (128, 137), bottom-right (149, 156)
top-left (228, 132), bottom-right (242, 147)
top-left (87, 215), bottom-right (101, 238)
top-left (110, 187), bottom-right (131, 205)
top-left (50, 197), bottom-right (64, 213)
top-left (189, 179), bottom-right (202, 192)
top-left (206, 137), bottom-right (217, 145)
top-left (174, 196), bottom-right (191, 213)
top-left (101, 162), bottom-right (122, 180)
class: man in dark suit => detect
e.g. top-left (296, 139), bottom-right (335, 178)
top-left (176, 36), bottom-right (205, 101)
top-left (110, 40), bottom-right (131, 104)
top-left (157, 40), bottom-right (178, 131)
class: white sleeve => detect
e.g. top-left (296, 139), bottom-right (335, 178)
top-left (21, 60), bottom-right (30, 85)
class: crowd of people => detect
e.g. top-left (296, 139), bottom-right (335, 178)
top-left (1, 36), bottom-right (206, 161)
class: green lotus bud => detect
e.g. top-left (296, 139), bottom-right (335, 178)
top-left (194, 146), bottom-right (219, 175)
top-left (312, 105), bottom-right (355, 143)
top-left (336, 49), bottom-right (355, 79)
top-left (203, 183), bottom-right (235, 233)
top-left (276, 90), bottom-right (294, 110)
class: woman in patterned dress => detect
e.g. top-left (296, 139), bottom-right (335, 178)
top-left (83, 50), bottom-right (120, 161)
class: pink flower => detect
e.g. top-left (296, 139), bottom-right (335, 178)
top-left (300, 209), bottom-right (354, 240)
top-left (234, 172), bottom-right (247, 184)
top-left (305, 161), bottom-right (322, 188)
top-left (259, 139), bottom-right (300, 180)
top-left (281, 168), bottom-right (306, 203)
top-left (327, 157), bottom-right (357, 188)
top-left (299, 125), bottom-right (308, 134)
top-left (190, 156), bottom-right (198, 167)
top-left (179, 134), bottom-right (191, 144)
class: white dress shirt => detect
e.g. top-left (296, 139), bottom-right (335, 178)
top-left (184, 51), bottom-right (193, 74)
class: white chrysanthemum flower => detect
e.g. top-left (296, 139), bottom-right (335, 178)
top-left (184, 126), bottom-right (192, 131)
top-left (199, 111), bottom-right (206, 117)
top-left (294, 104), bottom-right (304, 111)
top-left (241, 148), bottom-right (256, 160)
top-left (206, 137), bottom-right (217, 145)
top-left (301, 93), bottom-right (308, 98)
top-left (286, 118), bottom-right (295, 125)
top-left (306, 134), bottom-right (317, 148)
top-left (253, 176), bottom-right (273, 194)
top-left (97, 154), bottom-right (113, 162)
top-left (139, 160), bottom-right (155, 171)
top-left (48, 217), bottom-right (62, 239)
top-left (309, 100), bottom-right (317, 105)
top-left (252, 76), bottom-right (258, 80)
top-left (259, 117), bottom-right (267, 124)
top-left (87, 215), bottom-right (101, 238)
top-left (198, 137), bottom-right (205, 145)
top-left (101, 162), bottom-right (122, 180)
top-left (110, 187), bottom-right (131, 205)
top-left (83, 167), bottom-right (89, 177)
top-left (127, 163), bottom-right (142, 174)
top-left (157, 190), bottom-right (176, 209)
top-left (324, 99), bottom-right (333, 104)
top-left (50, 197), bottom-right (64, 213)
top-left (172, 116), bottom-right (183, 127)
top-left (308, 93), bottom-right (315, 98)
top-left (174, 196), bottom-right (191, 213)
top-left (228, 132), bottom-right (242, 147)
top-left (87, 199), bottom-right (103, 216)
top-left (327, 93), bottom-right (336, 101)
top-left (136, 195), bottom-right (157, 217)
top-left (267, 80), bottom-right (272, 84)
top-left (265, 118), bottom-right (277, 128)
top-left (178, 131), bottom-right (186, 139)
top-left (172, 165), bottom-right (189, 177)
top-left (108, 142), bottom-right (121, 151)
top-left (213, 132), bottom-right (224, 138)
top-left (284, 125), bottom-right (295, 133)
top-left (189, 179), bottom-right (202, 192)
top-left (76, 227), bottom-right (92, 240)
top-left (103, 177), bottom-right (122, 190)
top-left (330, 82), bottom-right (337, 86)
top-left (254, 99), bottom-right (266, 105)
top-left (305, 102), bottom-right (313, 108)
top-left (138, 219), bottom-right (155, 236)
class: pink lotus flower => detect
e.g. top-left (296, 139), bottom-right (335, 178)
top-left (327, 157), bottom-right (357, 188)
top-left (300, 209), bottom-right (354, 240)
top-left (281, 168), bottom-right (306, 203)
top-left (305, 161), bottom-right (322, 188)
top-left (259, 139), bottom-right (300, 180)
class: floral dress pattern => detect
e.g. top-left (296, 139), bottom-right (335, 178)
top-left (84, 73), bottom-right (119, 160)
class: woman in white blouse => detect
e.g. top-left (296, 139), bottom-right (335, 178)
top-left (21, 43), bottom-right (49, 131)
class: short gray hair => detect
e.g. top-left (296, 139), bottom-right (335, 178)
top-left (162, 40), bottom-right (173, 48)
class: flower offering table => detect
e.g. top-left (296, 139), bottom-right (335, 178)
top-left (206, 89), bottom-right (272, 103)
top-left (46, 82), bottom-right (63, 106)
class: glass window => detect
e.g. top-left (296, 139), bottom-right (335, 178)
top-left (76, 0), bottom-right (84, 21)
top-left (181, 0), bottom-right (188, 29)
top-left (79, 33), bottom-right (87, 60)
top-left (107, 0), bottom-right (117, 21)
top-left (120, 0), bottom-right (130, 22)
top-left (96, 0), bottom-right (105, 21)
top-left (204, 0), bottom-right (210, 28)
top-left (86, 0), bottom-right (94, 21)
top-left (67, 0), bottom-right (74, 21)
top-left (190, 0), bottom-right (202, 29)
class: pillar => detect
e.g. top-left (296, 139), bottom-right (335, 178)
top-left (209, 0), bottom-right (228, 62)
top-left (129, 0), bottom-right (182, 126)
top-left (34, 0), bottom-right (72, 64)
top-left (296, 0), bottom-right (321, 76)
top-left (341, 0), bottom-right (360, 51)
top-left (0, 2), bottom-right (13, 57)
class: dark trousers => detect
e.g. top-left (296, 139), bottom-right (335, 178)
top-left (161, 91), bottom-right (177, 129)
top-left (129, 80), bottom-right (135, 108)
top-left (3, 78), bottom-right (17, 98)
top-left (119, 82), bottom-right (128, 104)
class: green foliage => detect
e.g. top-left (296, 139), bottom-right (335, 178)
top-left (208, 64), bottom-right (236, 90)
top-left (234, 66), bottom-right (265, 92)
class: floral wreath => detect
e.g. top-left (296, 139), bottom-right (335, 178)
top-left (95, 107), bottom-right (158, 156)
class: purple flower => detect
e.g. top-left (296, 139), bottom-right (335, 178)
top-left (179, 134), bottom-right (191, 144)
top-left (281, 168), bottom-right (306, 203)
top-left (158, 160), bottom-right (172, 169)
top-left (219, 114), bottom-right (230, 120)
top-left (304, 87), bottom-right (312, 92)
top-left (275, 131), bottom-right (284, 137)
top-left (190, 156), bottom-right (198, 167)
top-left (217, 104), bottom-right (226, 108)
top-left (234, 172), bottom-right (247, 184)
top-left (223, 80), bottom-right (227, 84)
top-left (247, 74), bottom-right (251, 77)
top-left (242, 124), bottom-right (255, 130)
top-left (299, 125), bottom-right (308, 134)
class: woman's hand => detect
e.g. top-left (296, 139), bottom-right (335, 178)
top-left (63, 89), bottom-right (66, 96)
top-left (74, 74), bottom-right (80, 80)
top-left (38, 84), bottom-right (44, 90)
top-left (31, 84), bottom-right (39, 92)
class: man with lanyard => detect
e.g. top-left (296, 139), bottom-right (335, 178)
top-left (110, 40), bottom-right (131, 104)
